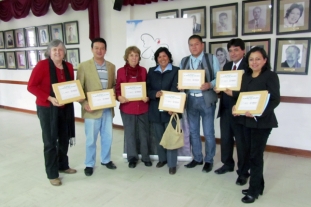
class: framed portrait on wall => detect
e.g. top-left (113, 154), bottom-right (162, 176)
top-left (244, 39), bottom-right (271, 58)
top-left (25, 27), bottom-right (38, 47)
top-left (209, 41), bottom-right (231, 70)
top-left (4, 30), bottom-right (15, 49)
top-left (64, 21), bottom-right (79, 45)
top-left (5, 51), bottom-right (16, 69)
top-left (50, 23), bottom-right (64, 42)
top-left (66, 48), bottom-right (80, 69)
top-left (27, 50), bottom-right (38, 69)
top-left (274, 38), bottom-right (310, 75)
top-left (181, 6), bottom-right (207, 38)
top-left (0, 52), bottom-right (6, 69)
top-left (156, 9), bottom-right (179, 19)
top-left (277, 0), bottom-right (311, 34)
top-left (242, 0), bottom-right (274, 35)
top-left (37, 25), bottom-right (50, 47)
top-left (15, 51), bottom-right (27, 69)
top-left (14, 28), bottom-right (26, 48)
top-left (38, 49), bottom-right (47, 61)
top-left (210, 3), bottom-right (238, 38)
top-left (0, 32), bottom-right (4, 49)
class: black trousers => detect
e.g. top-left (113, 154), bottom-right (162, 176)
top-left (243, 126), bottom-right (272, 197)
top-left (37, 106), bottom-right (70, 179)
top-left (220, 109), bottom-right (249, 176)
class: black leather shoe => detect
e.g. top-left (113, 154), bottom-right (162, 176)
top-left (242, 189), bottom-right (263, 196)
top-left (202, 162), bottom-right (213, 173)
top-left (156, 161), bottom-right (167, 168)
top-left (101, 161), bottom-right (117, 169)
top-left (184, 160), bottom-right (203, 168)
top-left (241, 195), bottom-right (257, 203)
top-left (169, 167), bottom-right (176, 175)
top-left (236, 176), bottom-right (248, 185)
top-left (214, 166), bottom-right (234, 174)
top-left (143, 161), bottom-right (152, 167)
top-left (84, 167), bottom-right (93, 176)
top-left (128, 161), bottom-right (137, 168)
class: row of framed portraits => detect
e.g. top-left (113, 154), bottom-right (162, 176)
top-left (0, 48), bottom-right (80, 70)
top-left (0, 21), bottom-right (79, 49)
top-left (155, 0), bottom-right (311, 38)
top-left (208, 37), bottom-right (310, 75)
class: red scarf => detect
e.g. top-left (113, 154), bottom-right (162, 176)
top-left (124, 63), bottom-right (142, 82)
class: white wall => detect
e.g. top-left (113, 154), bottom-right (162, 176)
top-left (0, 0), bottom-right (311, 151)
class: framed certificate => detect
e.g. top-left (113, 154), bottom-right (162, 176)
top-left (216, 70), bottom-right (244, 91)
top-left (52, 80), bottom-right (85, 105)
top-left (235, 90), bottom-right (269, 115)
top-left (121, 82), bottom-right (147, 101)
top-left (178, 70), bottom-right (205, 89)
top-left (87, 89), bottom-right (116, 110)
top-left (158, 91), bottom-right (186, 113)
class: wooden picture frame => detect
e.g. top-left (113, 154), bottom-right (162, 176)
top-left (25, 27), bottom-right (38, 47)
top-left (66, 48), bottom-right (80, 70)
top-left (216, 70), bottom-right (244, 91)
top-left (64, 21), bottom-right (79, 45)
top-left (5, 51), bottom-right (16, 69)
top-left (121, 82), bottom-right (147, 101)
top-left (274, 37), bottom-right (310, 75)
top-left (181, 6), bottom-right (207, 38)
top-left (15, 51), bottom-right (27, 69)
top-left (52, 80), bottom-right (85, 105)
top-left (158, 91), bottom-right (187, 113)
top-left (156, 9), bottom-right (179, 19)
top-left (0, 52), bottom-right (7, 69)
top-left (37, 25), bottom-right (50, 47)
top-left (4, 30), bottom-right (15, 49)
top-left (37, 49), bottom-right (47, 61)
top-left (277, 0), bottom-right (311, 34)
top-left (244, 39), bottom-right (271, 59)
top-left (87, 89), bottom-right (116, 110)
top-left (27, 50), bottom-right (38, 69)
top-left (178, 70), bottom-right (205, 89)
top-left (210, 3), bottom-right (238, 38)
top-left (235, 90), bottom-right (269, 115)
top-left (0, 31), bottom-right (4, 49)
top-left (242, 0), bottom-right (274, 35)
top-left (50, 23), bottom-right (64, 42)
top-left (14, 28), bottom-right (26, 48)
top-left (209, 41), bottom-right (231, 70)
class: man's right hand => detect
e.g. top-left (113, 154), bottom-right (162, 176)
top-left (84, 104), bottom-right (92, 112)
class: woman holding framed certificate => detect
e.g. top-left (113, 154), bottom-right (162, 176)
top-left (27, 39), bottom-right (76, 186)
top-left (146, 47), bottom-right (180, 175)
top-left (115, 46), bottom-right (152, 168)
top-left (232, 47), bottom-right (280, 203)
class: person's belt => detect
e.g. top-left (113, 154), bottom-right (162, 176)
top-left (189, 92), bottom-right (203, 97)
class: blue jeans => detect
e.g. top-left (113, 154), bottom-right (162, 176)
top-left (187, 96), bottom-right (216, 163)
top-left (84, 109), bottom-right (113, 167)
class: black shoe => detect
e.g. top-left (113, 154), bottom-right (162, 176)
top-left (202, 162), bottom-right (213, 173)
top-left (236, 176), bottom-right (248, 186)
top-left (241, 195), bottom-right (257, 203)
top-left (156, 161), bottom-right (167, 168)
top-left (214, 166), bottom-right (234, 174)
top-left (143, 161), bottom-right (152, 167)
top-left (242, 189), bottom-right (263, 196)
top-left (101, 161), bottom-right (117, 170)
top-left (128, 161), bottom-right (137, 168)
top-left (169, 167), bottom-right (176, 175)
top-left (84, 167), bottom-right (93, 176)
top-left (184, 160), bottom-right (203, 168)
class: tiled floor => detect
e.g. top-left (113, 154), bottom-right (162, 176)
top-left (0, 108), bottom-right (310, 207)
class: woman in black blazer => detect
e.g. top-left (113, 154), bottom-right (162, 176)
top-left (146, 47), bottom-right (180, 175)
top-left (232, 47), bottom-right (280, 203)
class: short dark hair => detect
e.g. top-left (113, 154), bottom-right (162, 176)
top-left (285, 3), bottom-right (304, 19)
top-left (245, 47), bottom-right (271, 74)
top-left (188, 35), bottom-right (203, 43)
top-left (154, 47), bottom-right (173, 65)
top-left (227, 38), bottom-right (245, 50)
top-left (91, 37), bottom-right (107, 50)
top-left (219, 12), bottom-right (228, 18)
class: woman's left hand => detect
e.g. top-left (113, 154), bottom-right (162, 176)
top-left (142, 97), bottom-right (149, 103)
top-left (48, 96), bottom-right (63, 107)
top-left (245, 111), bottom-right (254, 118)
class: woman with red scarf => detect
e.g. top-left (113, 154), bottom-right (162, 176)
top-left (115, 46), bottom-right (152, 168)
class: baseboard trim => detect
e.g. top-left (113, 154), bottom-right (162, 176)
top-left (1, 105), bottom-right (311, 158)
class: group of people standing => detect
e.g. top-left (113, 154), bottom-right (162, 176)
top-left (27, 34), bottom-right (280, 204)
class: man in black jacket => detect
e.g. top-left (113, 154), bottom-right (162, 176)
top-left (214, 38), bottom-right (250, 186)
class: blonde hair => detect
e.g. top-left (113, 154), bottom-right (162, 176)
top-left (123, 46), bottom-right (141, 62)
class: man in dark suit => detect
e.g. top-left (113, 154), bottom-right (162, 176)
top-left (214, 38), bottom-right (250, 186)
top-left (281, 45), bottom-right (301, 68)
top-left (191, 15), bottom-right (201, 33)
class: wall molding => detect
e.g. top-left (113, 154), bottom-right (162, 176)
top-left (2, 105), bottom-right (309, 158)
